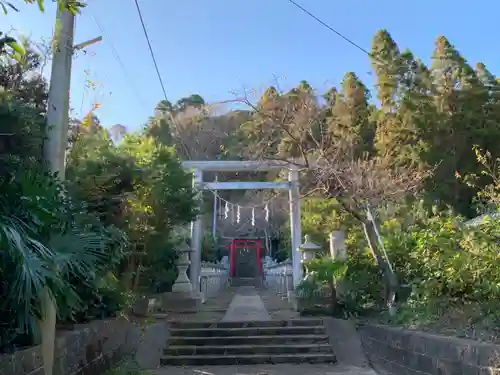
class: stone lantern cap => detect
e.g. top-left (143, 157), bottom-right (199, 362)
top-left (298, 235), bottom-right (321, 252)
top-left (178, 240), bottom-right (193, 253)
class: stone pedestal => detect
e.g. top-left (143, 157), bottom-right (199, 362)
top-left (161, 291), bottom-right (201, 313)
top-left (287, 290), bottom-right (296, 305)
top-left (172, 242), bottom-right (193, 293)
top-left (132, 296), bottom-right (158, 317)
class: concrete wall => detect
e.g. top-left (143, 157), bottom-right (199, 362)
top-left (0, 318), bottom-right (169, 375)
top-left (358, 323), bottom-right (500, 375)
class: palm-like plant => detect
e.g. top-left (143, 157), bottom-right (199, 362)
top-left (0, 164), bottom-right (128, 350)
top-left (296, 256), bottom-right (348, 316)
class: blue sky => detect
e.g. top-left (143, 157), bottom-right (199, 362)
top-left (5, 0), bottom-right (498, 131)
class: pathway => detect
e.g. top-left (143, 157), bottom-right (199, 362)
top-left (154, 286), bottom-right (378, 375)
top-left (222, 286), bottom-right (270, 321)
top-left (165, 287), bottom-right (236, 322)
top-left (151, 363), bottom-right (377, 375)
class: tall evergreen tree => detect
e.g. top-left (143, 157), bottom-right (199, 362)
top-left (327, 72), bottom-right (375, 157)
top-left (429, 36), bottom-right (482, 214)
top-left (370, 30), bottom-right (403, 159)
top-left (371, 31), bottom-right (430, 168)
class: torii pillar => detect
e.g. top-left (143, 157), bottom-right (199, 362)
top-left (289, 168), bottom-right (303, 286)
top-left (183, 160), bottom-right (303, 289)
top-left (190, 168), bottom-right (203, 293)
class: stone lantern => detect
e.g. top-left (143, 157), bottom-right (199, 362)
top-left (161, 240), bottom-right (201, 313)
top-left (292, 235), bottom-right (322, 311)
top-left (298, 235), bottom-right (321, 262)
top-left (298, 235), bottom-right (322, 281)
top-left (171, 240), bottom-right (193, 293)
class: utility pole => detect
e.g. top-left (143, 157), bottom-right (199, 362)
top-left (45, 9), bottom-right (74, 176)
top-left (40, 8), bottom-right (74, 375)
top-left (41, 5), bottom-right (102, 375)
top-left (45, 13), bottom-right (103, 175)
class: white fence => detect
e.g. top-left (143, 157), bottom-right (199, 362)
top-left (199, 261), bottom-right (229, 303)
top-left (263, 259), bottom-right (294, 297)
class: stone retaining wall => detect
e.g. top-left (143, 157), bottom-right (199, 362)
top-left (358, 323), bottom-right (500, 375)
top-left (0, 318), bottom-right (169, 375)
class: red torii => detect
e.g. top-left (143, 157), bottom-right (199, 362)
top-left (224, 239), bottom-right (263, 277)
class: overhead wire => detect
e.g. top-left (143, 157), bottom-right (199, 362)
top-left (132, 0), bottom-right (192, 159)
top-left (132, 0), bottom-right (168, 101)
top-left (286, 0), bottom-right (381, 63)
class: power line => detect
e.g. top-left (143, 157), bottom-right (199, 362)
top-left (132, 0), bottom-right (168, 101)
top-left (132, 0), bottom-right (192, 159)
top-left (92, 13), bottom-right (148, 110)
top-left (286, 0), bottom-right (374, 59)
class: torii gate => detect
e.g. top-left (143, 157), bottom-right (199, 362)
top-left (182, 160), bottom-right (303, 292)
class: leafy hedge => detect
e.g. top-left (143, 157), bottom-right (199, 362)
top-left (0, 42), bottom-right (197, 352)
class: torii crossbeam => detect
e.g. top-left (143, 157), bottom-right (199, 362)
top-left (182, 160), bottom-right (303, 292)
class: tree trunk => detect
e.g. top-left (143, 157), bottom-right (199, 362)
top-left (328, 280), bottom-right (337, 316)
top-left (132, 257), bottom-right (143, 293)
top-left (121, 254), bottom-right (137, 290)
top-left (336, 197), bottom-right (399, 314)
top-left (362, 220), bottom-right (399, 313)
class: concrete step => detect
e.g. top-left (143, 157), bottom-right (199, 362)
top-left (231, 277), bottom-right (261, 287)
top-left (169, 325), bottom-right (325, 337)
top-left (160, 352), bottom-right (336, 366)
top-left (168, 334), bottom-right (330, 346)
top-left (165, 343), bottom-right (333, 356)
top-left (168, 318), bottom-right (324, 329)
top-left (163, 319), bottom-right (336, 367)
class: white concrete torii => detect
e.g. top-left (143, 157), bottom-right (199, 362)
top-left (182, 160), bottom-right (303, 292)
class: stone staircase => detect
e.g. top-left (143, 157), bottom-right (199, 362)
top-left (161, 319), bottom-right (336, 366)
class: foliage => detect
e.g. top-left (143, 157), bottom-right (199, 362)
top-left (380, 147), bottom-right (500, 310)
top-left (0, 44), bottom-right (47, 164)
top-left (3, 14), bottom-right (500, 348)
top-left (0, 38), bottom-right (136, 351)
top-left (371, 206), bottom-right (500, 335)
top-left (138, 235), bottom-right (178, 294)
top-left (1, 0), bottom-right (85, 60)
top-left (461, 146), bottom-right (500, 213)
top-left (0, 35), bottom-right (196, 353)
top-left (66, 122), bottom-right (198, 295)
top-left (138, 29), bottom-right (500, 315)
top-left (299, 198), bottom-right (360, 248)
top-left (296, 257), bottom-right (348, 316)
top-left (343, 248), bottom-right (383, 312)
top-left (202, 233), bottom-right (219, 262)
top-left (359, 146), bottom-right (500, 339)
top-left (0, 161), bottom-right (128, 350)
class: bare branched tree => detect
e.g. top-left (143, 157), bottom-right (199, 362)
top-left (234, 85), bottom-right (433, 310)
top-left (154, 100), bottom-right (250, 161)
